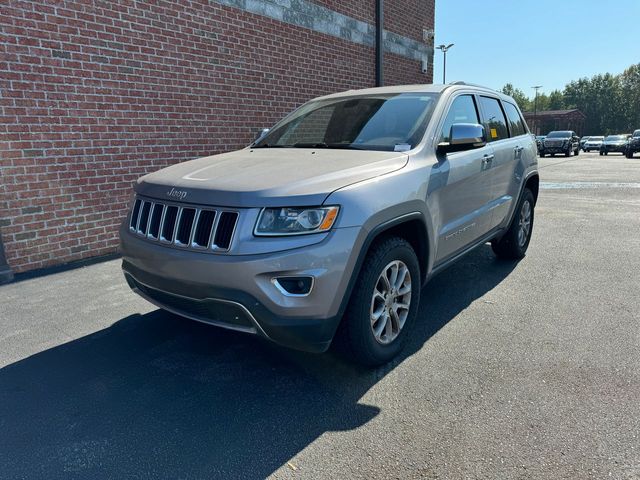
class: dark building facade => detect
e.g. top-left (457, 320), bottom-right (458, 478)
top-left (1, 1), bottom-right (435, 274)
top-left (524, 109), bottom-right (587, 136)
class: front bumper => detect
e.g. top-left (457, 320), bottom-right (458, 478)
top-left (542, 145), bottom-right (569, 153)
top-left (601, 145), bottom-right (627, 153)
top-left (120, 222), bottom-right (364, 352)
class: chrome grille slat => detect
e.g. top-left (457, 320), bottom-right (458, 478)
top-left (137, 201), bottom-right (152, 235)
top-left (130, 195), bottom-right (237, 253)
top-left (147, 203), bottom-right (164, 239)
top-left (160, 205), bottom-right (179, 243)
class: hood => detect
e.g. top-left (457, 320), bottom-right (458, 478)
top-left (135, 148), bottom-right (408, 207)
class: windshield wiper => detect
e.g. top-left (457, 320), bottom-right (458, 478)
top-left (292, 142), bottom-right (365, 149)
top-left (252, 143), bottom-right (287, 148)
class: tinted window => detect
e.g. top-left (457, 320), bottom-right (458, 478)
top-left (503, 102), bottom-right (527, 137)
top-left (547, 131), bottom-right (572, 138)
top-left (439, 95), bottom-right (479, 143)
top-left (255, 93), bottom-right (439, 152)
top-left (478, 96), bottom-right (508, 142)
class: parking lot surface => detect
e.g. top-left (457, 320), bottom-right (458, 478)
top-left (1, 151), bottom-right (639, 479)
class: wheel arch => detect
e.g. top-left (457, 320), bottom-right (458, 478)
top-left (335, 212), bottom-right (431, 322)
top-left (525, 173), bottom-right (540, 205)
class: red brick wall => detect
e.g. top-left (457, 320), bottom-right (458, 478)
top-left (1, 1), bottom-right (434, 273)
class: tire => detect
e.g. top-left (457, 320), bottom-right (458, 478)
top-left (539, 152), bottom-right (545, 157)
top-left (337, 236), bottom-right (421, 366)
top-left (627, 150), bottom-right (633, 159)
top-left (599, 151), bottom-right (603, 156)
top-left (565, 147), bottom-right (571, 157)
top-left (491, 188), bottom-right (535, 260)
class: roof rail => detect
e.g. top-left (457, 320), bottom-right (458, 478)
top-left (448, 80), bottom-right (493, 90)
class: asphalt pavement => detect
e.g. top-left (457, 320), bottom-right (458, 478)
top-left (1, 151), bottom-right (639, 479)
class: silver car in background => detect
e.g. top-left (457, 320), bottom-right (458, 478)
top-left (584, 136), bottom-right (604, 152)
top-left (120, 83), bottom-right (539, 365)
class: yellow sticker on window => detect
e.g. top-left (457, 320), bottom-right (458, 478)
top-left (490, 128), bottom-right (498, 139)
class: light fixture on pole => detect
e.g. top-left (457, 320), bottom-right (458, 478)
top-left (436, 43), bottom-right (454, 84)
top-left (532, 85), bottom-right (542, 135)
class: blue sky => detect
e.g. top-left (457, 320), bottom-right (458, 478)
top-left (433, 0), bottom-right (639, 98)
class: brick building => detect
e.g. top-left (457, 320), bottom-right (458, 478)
top-left (0, 0), bottom-right (435, 278)
top-left (523, 109), bottom-right (586, 136)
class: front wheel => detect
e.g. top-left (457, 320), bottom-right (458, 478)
top-left (491, 188), bottom-right (535, 260)
top-left (337, 237), bottom-right (421, 366)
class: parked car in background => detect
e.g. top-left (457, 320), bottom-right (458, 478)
top-left (584, 136), bottom-right (604, 152)
top-left (540, 130), bottom-right (580, 157)
top-left (600, 135), bottom-right (628, 155)
top-left (625, 129), bottom-right (640, 158)
top-left (119, 83), bottom-right (539, 365)
top-left (535, 135), bottom-right (546, 154)
top-left (580, 136), bottom-right (590, 151)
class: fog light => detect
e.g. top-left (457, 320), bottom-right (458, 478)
top-left (272, 276), bottom-right (314, 296)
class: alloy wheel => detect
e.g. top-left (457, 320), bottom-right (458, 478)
top-left (518, 200), bottom-right (532, 247)
top-left (370, 260), bottom-right (412, 345)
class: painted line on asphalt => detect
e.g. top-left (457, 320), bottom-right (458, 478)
top-left (540, 182), bottom-right (640, 189)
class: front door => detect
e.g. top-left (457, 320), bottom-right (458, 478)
top-left (433, 94), bottom-right (496, 263)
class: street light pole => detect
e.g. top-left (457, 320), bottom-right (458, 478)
top-left (436, 43), bottom-right (454, 84)
top-left (532, 85), bottom-right (542, 135)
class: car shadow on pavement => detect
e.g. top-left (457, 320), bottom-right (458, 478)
top-left (0, 245), bottom-right (516, 479)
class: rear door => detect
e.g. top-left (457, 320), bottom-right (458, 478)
top-left (476, 96), bottom-right (522, 230)
top-left (432, 93), bottom-right (496, 263)
top-left (483, 101), bottom-right (536, 227)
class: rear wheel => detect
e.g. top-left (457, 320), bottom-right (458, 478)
top-left (337, 237), bottom-right (421, 366)
top-left (491, 189), bottom-right (535, 260)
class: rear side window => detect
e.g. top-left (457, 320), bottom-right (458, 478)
top-left (439, 95), bottom-right (479, 143)
top-left (478, 96), bottom-right (508, 142)
top-left (503, 102), bottom-right (527, 137)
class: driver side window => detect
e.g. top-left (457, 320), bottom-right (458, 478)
top-left (439, 95), bottom-right (479, 143)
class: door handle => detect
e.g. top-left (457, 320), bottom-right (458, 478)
top-left (481, 154), bottom-right (494, 166)
top-left (514, 146), bottom-right (524, 153)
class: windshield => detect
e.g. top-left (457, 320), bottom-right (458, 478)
top-left (254, 93), bottom-right (439, 151)
top-left (605, 135), bottom-right (625, 141)
top-left (634, 130), bottom-right (640, 137)
top-left (547, 131), bottom-right (571, 138)
top-left (589, 136), bottom-right (604, 141)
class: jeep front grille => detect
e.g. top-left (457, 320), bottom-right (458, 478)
top-left (129, 197), bottom-right (239, 252)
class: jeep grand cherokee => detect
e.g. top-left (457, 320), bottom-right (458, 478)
top-left (120, 83), bottom-right (539, 365)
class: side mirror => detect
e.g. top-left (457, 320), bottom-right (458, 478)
top-left (254, 128), bottom-right (270, 141)
top-left (437, 123), bottom-right (487, 154)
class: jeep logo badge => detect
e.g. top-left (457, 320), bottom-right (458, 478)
top-left (166, 187), bottom-right (187, 200)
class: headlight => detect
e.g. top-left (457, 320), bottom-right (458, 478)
top-left (254, 206), bottom-right (339, 236)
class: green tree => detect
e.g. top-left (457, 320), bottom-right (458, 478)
top-left (547, 90), bottom-right (565, 110)
top-left (620, 63), bottom-right (640, 131)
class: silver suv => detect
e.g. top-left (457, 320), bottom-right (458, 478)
top-left (120, 83), bottom-right (539, 365)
